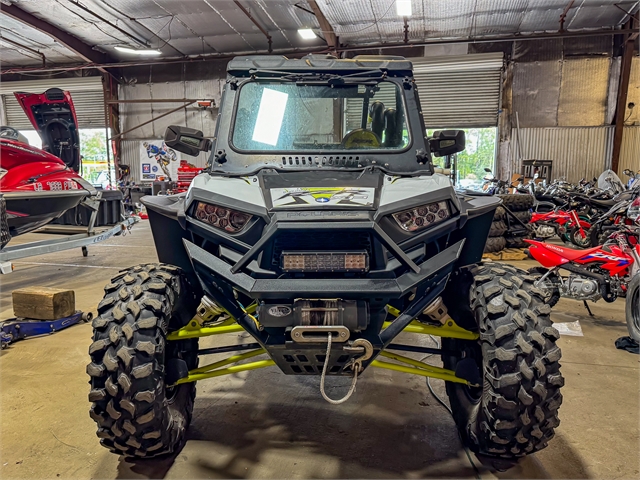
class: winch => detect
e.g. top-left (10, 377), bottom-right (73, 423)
top-left (257, 299), bottom-right (369, 330)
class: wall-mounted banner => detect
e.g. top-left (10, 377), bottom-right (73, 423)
top-left (140, 141), bottom-right (180, 181)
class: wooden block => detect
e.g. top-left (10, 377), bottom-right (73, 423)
top-left (12, 287), bottom-right (75, 320)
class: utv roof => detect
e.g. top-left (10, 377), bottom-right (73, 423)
top-left (226, 54), bottom-right (413, 77)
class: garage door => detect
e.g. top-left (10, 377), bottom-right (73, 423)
top-left (412, 53), bottom-right (504, 129)
top-left (0, 76), bottom-right (106, 129)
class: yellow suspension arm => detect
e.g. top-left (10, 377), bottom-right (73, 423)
top-left (382, 305), bottom-right (479, 341)
top-left (371, 351), bottom-right (469, 385)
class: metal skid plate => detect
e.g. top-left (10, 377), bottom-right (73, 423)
top-left (266, 343), bottom-right (373, 376)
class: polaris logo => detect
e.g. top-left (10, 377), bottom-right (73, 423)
top-left (268, 306), bottom-right (292, 317)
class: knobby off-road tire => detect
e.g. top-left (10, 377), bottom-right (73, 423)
top-left (87, 264), bottom-right (199, 458)
top-left (626, 273), bottom-right (640, 342)
top-left (498, 194), bottom-right (534, 212)
top-left (0, 195), bottom-right (10, 249)
top-left (442, 263), bottom-right (563, 459)
top-left (493, 206), bottom-right (506, 222)
top-left (505, 235), bottom-right (530, 249)
top-left (484, 236), bottom-right (507, 254)
top-left (511, 210), bottom-right (532, 224)
top-left (489, 221), bottom-right (507, 237)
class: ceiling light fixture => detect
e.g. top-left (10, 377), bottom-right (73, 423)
top-left (396, 0), bottom-right (412, 17)
top-left (298, 28), bottom-right (317, 40)
top-left (114, 46), bottom-right (162, 56)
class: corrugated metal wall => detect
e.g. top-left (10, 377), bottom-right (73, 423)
top-left (119, 79), bottom-right (224, 182)
top-left (514, 126), bottom-right (640, 183)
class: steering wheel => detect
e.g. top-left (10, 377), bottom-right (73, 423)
top-left (341, 129), bottom-right (381, 149)
top-left (0, 126), bottom-right (20, 140)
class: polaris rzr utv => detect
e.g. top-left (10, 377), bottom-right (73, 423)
top-left (88, 55), bottom-right (563, 462)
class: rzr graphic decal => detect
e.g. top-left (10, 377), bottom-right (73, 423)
top-left (271, 187), bottom-right (375, 208)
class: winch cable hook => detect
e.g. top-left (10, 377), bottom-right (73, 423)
top-left (319, 336), bottom-right (372, 405)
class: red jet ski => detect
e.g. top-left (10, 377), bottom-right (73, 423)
top-left (0, 88), bottom-right (95, 240)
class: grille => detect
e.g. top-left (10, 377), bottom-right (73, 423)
top-left (271, 231), bottom-right (372, 269)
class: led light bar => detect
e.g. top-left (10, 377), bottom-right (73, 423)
top-left (194, 201), bottom-right (252, 233)
top-left (393, 201), bottom-right (450, 232)
top-left (281, 251), bottom-right (369, 273)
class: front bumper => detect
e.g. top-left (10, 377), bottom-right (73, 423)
top-left (184, 238), bottom-right (464, 299)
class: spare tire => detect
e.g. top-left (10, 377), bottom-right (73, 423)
top-left (493, 206), bottom-right (506, 222)
top-left (484, 236), bottom-right (506, 253)
top-left (489, 220), bottom-right (507, 237)
top-left (506, 235), bottom-right (530, 248)
top-left (512, 210), bottom-right (532, 224)
top-left (498, 194), bottom-right (534, 212)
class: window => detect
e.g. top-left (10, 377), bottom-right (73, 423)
top-left (232, 81), bottom-right (409, 152)
top-left (427, 127), bottom-right (497, 189)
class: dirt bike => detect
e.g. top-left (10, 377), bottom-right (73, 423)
top-left (525, 226), bottom-right (640, 335)
top-left (530, 208), bottom-right (592, 247)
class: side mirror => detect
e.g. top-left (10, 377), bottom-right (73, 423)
top-left (484, 167), bottom-right (492, 173)
top-left (428, 130), bottom-right (465, 157)
top-left (164, 126), bottom-right (212, 157)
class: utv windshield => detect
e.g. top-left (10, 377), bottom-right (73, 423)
top-left (231, 81), bottom-right (409, 152)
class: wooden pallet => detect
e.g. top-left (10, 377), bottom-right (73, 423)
top-left (482, 248), bottom-right (529, 261)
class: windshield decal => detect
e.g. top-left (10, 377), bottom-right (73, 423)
top-left (271, 187), bottom-right (375, 208)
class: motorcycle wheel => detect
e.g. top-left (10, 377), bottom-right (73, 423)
top-left (568, 226), bottom-right (590, 248)
top-left (626, 273), bottom-right (640, 342)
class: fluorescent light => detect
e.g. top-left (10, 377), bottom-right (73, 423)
top-left (114, 46), bottom-right (162, 56)
top-left (252, 88), bottom-right (288, 146)
top-left (396, 0), bottom-right (411, 17)
top-left (298, 28), bottom-right (317, 40)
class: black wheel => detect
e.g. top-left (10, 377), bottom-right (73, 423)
top-left (505, 235), bottom-right (530, 249)
top-left (0, 195), bottom-right (11, 249)
top-left (493, 206), bottom-right (506, 222)
top-left (442, 263), bottom-right (563, 459)
top-left (489, 220), bottom-right (507, 237)
top-left (568, 226), bottom-right (590, 248)
top-left (589, 225), bottom-right (610, 247)
top-left (527, 267), bottom-right (560, 308)
top-left (512, 210), bottom-right (532, 224)
top-left (87, 263), bottom-right (199, 458)
top-left (498, 194), bottom-right (534, 212)
top-left (484, 236), bottom-right (506, 253)
top-left (626, 273), bottom-right (640, 342)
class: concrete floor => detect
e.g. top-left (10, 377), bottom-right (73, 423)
top-left (0, 221), bottom-right (638, 479)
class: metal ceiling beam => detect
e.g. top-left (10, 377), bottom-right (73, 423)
top-left (307, 0), bottom-right (338, 52)
top-left (2, 27), bottom-right (639, 75)
top-left (611, 19), bottom-right (637, 174)
top-left (233, 0), bottom-right (272, 53)
top-left (0, 2), bottom-right (112, 65)
top-left (559, 0), bottom-right (576, 32)
top-left (0, 35), bottom-right (46, 67)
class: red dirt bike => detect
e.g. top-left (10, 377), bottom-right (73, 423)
top-left (525, 226), bottom-right (640, 336)
top-left (530, 208), bottom-right (592, 247)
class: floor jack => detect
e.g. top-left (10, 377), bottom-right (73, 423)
top-left (0, 310), bottom-right (93, 349)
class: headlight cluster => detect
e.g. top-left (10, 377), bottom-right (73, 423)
top-left (393, 201), bottom-right (450, 232)
top-left (194, 201), bottom-right (252, 233)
